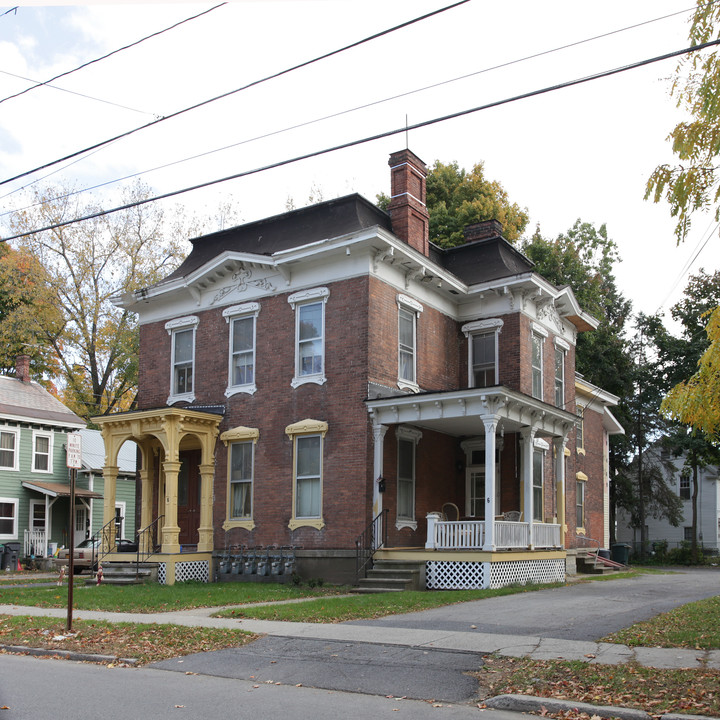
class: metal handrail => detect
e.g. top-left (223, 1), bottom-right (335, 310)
top-left (135, 515), bottom-right (164, 570)
top-left (574, 535), bottom-right (603, 568)
top-left (91, 517), bottom-right (120, 571)
top-left (355, 508), bottom-right (388, 581)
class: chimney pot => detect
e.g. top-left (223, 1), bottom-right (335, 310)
top-left (16, 355), bottom-right (31, 383)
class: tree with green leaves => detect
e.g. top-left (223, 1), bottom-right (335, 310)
top-left (646, 2), bottom-right (720, 242)
top-left (378, 159), bottom-right (529, 247)
top-left (3, 182), bottom-right (201, 421)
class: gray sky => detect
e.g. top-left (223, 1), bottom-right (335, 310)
top-left (1, 0), bottom-right (717, 323)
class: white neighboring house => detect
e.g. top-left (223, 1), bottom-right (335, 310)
top-left (616, 450), bottom-right (720, 553)
top-left (78, 428), bottom-right (137, 543)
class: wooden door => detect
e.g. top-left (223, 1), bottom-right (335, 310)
top-left (177, 450), bottom-right (201, 546)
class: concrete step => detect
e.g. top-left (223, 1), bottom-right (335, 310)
top-left (92, 562), bottom-right (158, 585)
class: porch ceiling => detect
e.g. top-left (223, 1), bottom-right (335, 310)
top-left (366, 386), bottom-right (576, 439)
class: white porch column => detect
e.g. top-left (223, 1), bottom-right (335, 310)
top-left (554, 436), bottom-right (568, 547)
top-left (482, 417), bottom-right (498, 551)
top-left (521, 428), bottom-right (536, 549)
top-left (372, 422), bottom-right (387, 519)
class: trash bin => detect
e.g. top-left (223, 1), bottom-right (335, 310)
top-left (597, 549), bottom-right (611, 560)
top-left (3, 543), bottom-right (21, 572)
top-left (612, 543), bottom-right (631, 565)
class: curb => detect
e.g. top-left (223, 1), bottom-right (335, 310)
top-left (484, 695), bottom-right (720, 720)
top-left (0, 644), bottom-right (137, 665)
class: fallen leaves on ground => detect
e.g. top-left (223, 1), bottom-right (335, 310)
top-left (475, 655), bottom-right (720, 719)
top-left (0, 615), bottom-right (256, 665)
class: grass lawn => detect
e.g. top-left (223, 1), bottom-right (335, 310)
top-left (215, 583), bottom-right (561, 622)
top-left (0, 579), bottom-right (348, 613)
top-left (0, 615), bottom-right (255, 666)
top-left (603, 595), bottom-right (720, 650)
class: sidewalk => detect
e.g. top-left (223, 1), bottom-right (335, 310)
top-left (0, 601), bottom-right (717, 670)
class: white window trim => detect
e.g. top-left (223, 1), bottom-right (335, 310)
top-left (289, 288), bottom-right (329, 388)
top-left (397, 295), bottom-right (423, 393)
top-left (576, 472), bottom-right (587, 532)
top-left (463, 319), bottom-right (503, 388)
top-left (396, 425), bottom-right (422, 530)
top-left (285, 419), bottom-right (328, 530)
top-left (223, 303), bottom-right (260, 397)
top-left (221, 426), bottom-right (259, 531)
top-left (554, 343), bottom-right (566, 409)
top-left (0, 427), bottom-right (19, 471)
top-left (115, 502), bottom-right (126, 540)
top-left (0, 497), bottom-right (18, 540)
top-left (29, 499), bottom-right (47, 531)
top-left (165, 315), bottom-right (199, 404)
top-left (32, 430), bottom-right (53, 474)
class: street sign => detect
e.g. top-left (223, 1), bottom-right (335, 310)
top-left (66, 433), bottom-right (82, 469)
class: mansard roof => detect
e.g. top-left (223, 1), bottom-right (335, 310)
top-left (166, 194), bottom-right (391, 281)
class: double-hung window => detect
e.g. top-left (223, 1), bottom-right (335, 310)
top-left (223, 303), bottom-right (260, 397)
top-left (679, 475), bottom-right (691, 500)
top-left (462, 319), bottom-right (503, 388)
top-left (576, 405), bottom-right (585, 454)
top-left (531, 324), bottom-right (547, 400)
top-left (220, 426), bottom-right (259, 531)
top-left (286, 419), bottom-right (328, 530)
top-left (554, 338), bottom-right (568, 408)
top-left (165, 316), bottom-right (199, 404)
top-left (0, 429), bottom-right (18, 471)
top-left (397, 295), bottom-right (423, 391)
top-left (576, 474), bottom-right (587, 529)
top-left (32, 431), bottom-right (53, 473)
top-left (396, 426), bottom-right (422, 529)
top-left (289, 288), bottom-right (329, 388)
top-left (532, 448), bottom-right (544, 522)
top-left (0, 498), bottom-right (18, 540)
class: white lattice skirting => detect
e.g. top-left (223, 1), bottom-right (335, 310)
top-left (426, 558), bottom-right (565, 590)
top-left (158, 560), bottom-right (210, 585)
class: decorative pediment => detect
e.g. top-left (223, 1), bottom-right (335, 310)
top-left (211, 268), bottom-right (276, 306)
top-left (220, 426), bottom-right (259, 446)
top-left (285, 418), bottom-right (328, 437)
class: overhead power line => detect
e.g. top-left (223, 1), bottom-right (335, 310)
top-left (4, 37), bottom-right (720, 244)
top-left (0, 2), bottom-right (698, 213)
top-left (0, 3), bottom-right (227, 107)
top-left (0, 0), bottom-right (470, 190)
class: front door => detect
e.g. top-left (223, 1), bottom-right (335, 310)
top-left (178, 450), bottom-right (201, 546)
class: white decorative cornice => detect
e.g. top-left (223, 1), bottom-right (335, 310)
top-left (530, 321), bottom-right (549, 338)
top-left (211, 268), bottom-right (276, 306)
top-left (222, 302), bottom-right (261, 321)
top-left (287, 287), bottom-right (330, 309)
top-left (461, 318), bottom-right (504, 336)
top-left (164, 315), bottom-right (199, 334)
top-left (396, 294), bottom-right (423, 314)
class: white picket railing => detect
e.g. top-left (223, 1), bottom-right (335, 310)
top-left (24, 529), bottom-right (46, 557)
top-left (532, 522), bottom-right (561, 548)
top-left (429, 518), bottom-right (561, 550)
top-left (434, 520), bottom-right (484, 549)
top-left (495, 520), bottom-right (529, 548)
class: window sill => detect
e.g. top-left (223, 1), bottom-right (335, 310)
top-left (225, 384), bottom-right (257, 398)
top-left (288, 517), bottom-right (325, 531)
top-left (222, 519), bottom-right (256, 532)
top-left (397, 380), bottom-right (420, 393)
top-left (167, 392), bottom-right (195, 405)
top-left (396, 519), bottom-right (417, 531)
top-left (291, 374), bottom-right (326, 389)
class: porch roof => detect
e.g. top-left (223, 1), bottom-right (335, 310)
top-left (22, 480), bottom-right (103, 499)
top-left (366, 385), bottom-right (577, 439)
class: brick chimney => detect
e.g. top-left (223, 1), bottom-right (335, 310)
top-left (463, 219), bottom-right (504, 243)
top-left (16, 355), bottom-right (30, 383)
top-left (387, 149), bottom-right (430, 256)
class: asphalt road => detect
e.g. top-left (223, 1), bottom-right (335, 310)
top-left (349, 568), bottom-right (720, 641)
top-left (149, 568), bottom-right (720, 703)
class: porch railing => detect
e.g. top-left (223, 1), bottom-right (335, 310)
top-left (24, 529), bottom-right (46, 558)
top-left (533, 522), bottom-right (561, 548)
top-left (431, 519), bottom-right (562, 551)
top-left (136, 515), bottom-right (164, 564)
top-left (355, 508), bottom-right (388, 580)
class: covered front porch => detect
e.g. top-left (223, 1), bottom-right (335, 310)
top-left (93, 406), bottom-right (222, 584)
top-left (365, 386), bottom-right (576, 589)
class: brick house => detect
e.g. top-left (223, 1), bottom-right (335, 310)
top-left (94, 149), bottom-right (622, 586)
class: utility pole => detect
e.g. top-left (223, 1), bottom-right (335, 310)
top-left (65, 433), bottom-right (82, 632)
